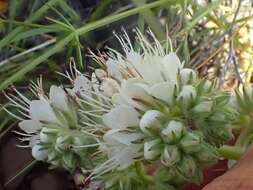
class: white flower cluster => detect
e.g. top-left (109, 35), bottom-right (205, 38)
top-left (6, 29), bottom-right (234, 190)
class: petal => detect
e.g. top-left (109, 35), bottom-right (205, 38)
top-left (121, 78), bottom-right (154, 103)
top-left (30, 100), bottom-right (58, 123)
top-left (112, 93), bottom-right (147, 111)
top-left (100, 78), bottom-right (120, 97)
top-left (150, 81), bottom-right (176, 104)
top-left (32, 144), bottom-right (48, 161)
top-left (103, 129), bottom-right (141, 146)
top-left (162, 52), bottom-right (182, 83)
top-left (102, 105), bottom-right (139, 129)
top-left (19, 119), bottom-right (42, 133)
top-left (73, 75), bottom-right (91, 96)
top-left (49, 86), bottom-right (69, 112)
top-left (106, 59), bottom-right (123, 81)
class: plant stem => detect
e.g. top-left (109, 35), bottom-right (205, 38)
top-left (135, 161), bottom-right (155, 184)
top-left (76, 0), bottom-right (171, 36)
top-left (4, 160), bottom-right (38, 186)
top-left (217, 145), bottom-right (244, 160)
top-left (0, 0), bottom-right (60, 51)
top-left (132, 0), bottom-right (166, 42)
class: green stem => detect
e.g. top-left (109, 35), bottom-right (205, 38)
top-left (135, 161), bottom-right (155, 184)
top-left (236, 119), bottom-right (253, 148)
top-left (0, 0), bottom-right (60, 51)
top-left (4, 160), bottom-right (38, 186)
top-left (217, 145), bottom-right (245, 160)
top-left (132, 0), bottom-right (166, 42)
top-left (76, 0), bottom-right (171, 36)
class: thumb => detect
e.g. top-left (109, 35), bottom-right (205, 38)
top-left (202, 144), bottom-right (253, 190)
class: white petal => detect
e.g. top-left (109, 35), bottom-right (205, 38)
top-left (32, 144), bottom-right (48, 161)
top-left (49, 86), bottom-right (69, 112)
top-left (102, 105), bottom-right (139, 129)
top-left (73, 75), bottom-right (91, 96)
top-left (106, 59), bottom-right (122, 81)
top-left (40, 127), bottom-right (57, 143)
top-left (180, 68), bottom-right (197, 85)
top-left (94, 69), bottom-right (107, 80)
top-left (112, 93), bottom-right (147, 111)
top-left (103, 129), bottom-right (141, 146)
top-left (177, 85), bottom-right (196, 104)
top-left (139, 110), bottom-right (164, 134)
top-left (121, 78), bottom-right (154, 103)
top-left (30, 100), bottom-right (58, 123)
top-left (150, 82), bottom-right (176, 104)
top-left (162, 52), bottom-right (182, 83)
top-left (19, 119), bottom-right (42, 133)
top-left (100, 78), bottom-right (120, 97)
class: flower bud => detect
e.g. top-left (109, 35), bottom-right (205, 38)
top-left (180, 132), bottom-right (202, 154)
top-left (62, 151), bottom-right (77, 171)
top-left (203, 80), bottom-right (212, 92)
top-left (161, 120), bottom-right (185, 144)
top-left (32, 144), bottom-right (48, 161)
top-left (39, 127), bottom-right (57, 143)
top-left (194, 144), bottom-right (218, 165)
top-left (140, 110), bottom-right (165, 134)
top-left (177, 155), bottom-right (199, 183)
top-left (144, 139), bottom-right (161, 160)
top-left (180, 68), bottom-right (197, 85)
top-left (94, 69), bottom-right (107, 80)
top-left (161, 145), bottom-right (181, 167)
top-left (100, 78), bottom-right (120, 97)
top-left (177, 85), bottom-right (196, 104)
top-left (55, 135), bottom-right (70, 152)
top-left (192, 101), bottom-right (212, 113)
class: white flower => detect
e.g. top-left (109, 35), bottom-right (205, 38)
top-left (72, 75), bottom-right (92, 96)
top-left (100, 78), bottom-right (120, 97)
top-left (144, 139), bottom-right (161, 160)
top-left (180, 68), bottom-right (197, 85)
top-left (139, 110), bottom-right (165, 134)
top-left (19, 119), bottom-right (42, 134)
top-left (193, 101), bottom-right (212, 113)
top-left (161, 120), bottom-right (185, 143)
top-left (102, 105), bottom-right (139, 130)
top-left (49, 86), bottom-right (69, 112)
top-left (30, 100), bottom-right (59, 123)
top-left (149, 81), bottom-right (176, 105)
top-left (32, 144), bottom-right (48, 161)
top-left (177, 85), bottom-right (196, 104)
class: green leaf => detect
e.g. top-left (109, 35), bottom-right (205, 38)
top-left (176, 0), bottom-right (224, 37)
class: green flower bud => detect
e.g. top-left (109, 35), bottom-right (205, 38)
top-left (203, 80), bottom-right (212, 92)
top-left (39, 127), bottom-right (57, 143)
top-left (161, 145), bottom-right (181, 167)
top-left (177, 155), bottom-right (200, 183)
top-left (144, 139), bottom-right (161, 160)
top-left (177, 85), bottom-right (196, 105)
top-left (192, 101), bottom-right (212, 113)
top-left (55, 135), bottom-right (70, 153)
top-left (180, 132), bottom-right (202, 154)
top-left (140, 110), bottom-right (165, 134)
top-left (194, 144), bottom-right (218, 165)
top-left (161, 120), bottom-right (185, 144)
top-left (62, 151), bottom-right (77, 171)
top-left (180, 68), bottom-right (197, 85)
top-left (32, 144), bottom-right (48, 161)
